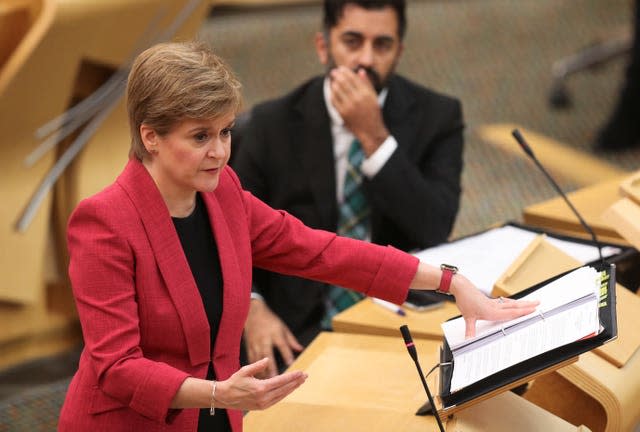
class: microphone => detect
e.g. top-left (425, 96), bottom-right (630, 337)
top-left (400, 325), bottom-right (445, 432)
top-left (511, 129), bottom-right (604, 264)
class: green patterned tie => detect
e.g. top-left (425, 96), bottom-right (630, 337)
top-left (322, 139), bottom-right (370, 329)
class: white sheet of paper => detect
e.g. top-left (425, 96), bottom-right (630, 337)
top-left (413, 225), bottom-right (619, 295)
top-left (449, 299), bottom-right (600, 392)
top-left (441, 266), bottom-right (600, 350)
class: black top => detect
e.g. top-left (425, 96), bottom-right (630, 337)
top-left (172, 193), bottom-right (230, 431)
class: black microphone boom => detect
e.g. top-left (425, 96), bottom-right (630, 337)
top-left (511, 129), bottom-right (604, 263)
top-left (399, 325), bottom-right (445, 432)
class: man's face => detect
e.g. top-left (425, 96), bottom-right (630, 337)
top-left (317, 4), bottom-right (403, 92)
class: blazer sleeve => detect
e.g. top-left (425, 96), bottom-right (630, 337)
top-left (228, 170), bottom-right (419, 305)
top-left (67, 198), bottom-right (189, 423)
top-left (367, 97), bottom-right (464, 248)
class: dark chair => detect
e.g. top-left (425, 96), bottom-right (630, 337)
top-left (548, 30), bottom-right (632, 108)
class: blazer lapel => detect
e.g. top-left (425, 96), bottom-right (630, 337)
top-left (293, 77), bottom-right (337, 229)
top-left (117, 160), bottom-right (210, 367)
top-left (200, 191), bottom-right (244, 364)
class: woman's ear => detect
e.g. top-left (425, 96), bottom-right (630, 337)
top-left (140, 124), bottom-right (158, 154)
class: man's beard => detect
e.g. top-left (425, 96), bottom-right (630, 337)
top-left (325, 53), bottom-right (390, 93)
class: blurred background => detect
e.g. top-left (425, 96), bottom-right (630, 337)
top-left (1, 0), bottom-right (639, 430)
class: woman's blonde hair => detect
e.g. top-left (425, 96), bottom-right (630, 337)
top-left (126, 41), bottom-right (242, 160)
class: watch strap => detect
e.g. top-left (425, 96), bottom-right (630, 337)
top-left (437, 264), bottom-right (457, 295)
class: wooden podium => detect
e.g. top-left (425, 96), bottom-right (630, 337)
top-left (243, 332), bottom-right (590, 431)
top-left (244, 332), bottom-right (439, 432)
top-left (332, 297), bottom-right (459, 340)
top-left (493, 236), bottom-right (640, 432)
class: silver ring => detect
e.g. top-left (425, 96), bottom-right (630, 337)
top-left (498, 296), bottom-right (505, 304)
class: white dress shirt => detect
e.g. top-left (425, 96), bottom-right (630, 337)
top-left (323, 77), bottom-right (398, 205)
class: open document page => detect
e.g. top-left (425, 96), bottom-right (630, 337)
top-left (441, 266), bottom-right (604, 392)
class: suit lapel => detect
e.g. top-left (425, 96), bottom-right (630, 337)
top-left (293, 78), bottom-right (337, 229)
top-left (117, 160), bottom-right (210, 367)
top-left (383, 76), bottom-right (418, 149)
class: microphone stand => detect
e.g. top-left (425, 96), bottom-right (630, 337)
top-left (511, 129), bottom-right (604, 264)
top-left (400, 325), bottom-right (445, 432)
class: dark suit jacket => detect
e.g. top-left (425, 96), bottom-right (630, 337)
top-left (57, 159), bottom-right (417, 431)
top-left (232, 75), bottom-right (464, 345)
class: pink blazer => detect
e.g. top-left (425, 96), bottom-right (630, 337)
top-left (57, 159), bottom-right (418, 431)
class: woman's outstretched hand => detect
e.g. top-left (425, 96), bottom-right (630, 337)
top-left (449, 273), bottom-right (539, 338)
top-left (215, 358), bottom-right (307, 411)
top-left (410, 262), bottom-right (539, 338)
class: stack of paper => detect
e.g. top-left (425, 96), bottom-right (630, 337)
top-left (442, 266), bottom-right (603, 392)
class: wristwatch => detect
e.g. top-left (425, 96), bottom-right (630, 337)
top-left (437, 264), bottom-right (458, 295)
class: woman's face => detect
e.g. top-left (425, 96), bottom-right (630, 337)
top-left (141, 112), bottom-right (235, 203)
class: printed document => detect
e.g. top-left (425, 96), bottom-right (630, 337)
top-left (442, 266), bottom-right (602, 392)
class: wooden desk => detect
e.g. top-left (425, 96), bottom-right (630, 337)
top-left (522, 177), bottom-right (630, 245)
top-left (332, 297), bottom-right (459, 340)
top-left (477, 123), bottom-right (627, 188)
top-left (244, 332), bottom-right (590, 432)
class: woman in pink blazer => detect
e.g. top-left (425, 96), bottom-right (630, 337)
top-left (57, 41), bottom-right (537, 431)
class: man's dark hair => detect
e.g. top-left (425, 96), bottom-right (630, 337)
top-left (323, 0), bottom-right (407, 40)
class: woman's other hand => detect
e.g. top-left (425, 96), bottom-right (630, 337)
top-left (215, 358), bottom-right (307, 411)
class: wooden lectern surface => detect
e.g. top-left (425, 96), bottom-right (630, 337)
top-left (244, 332), bottom-right (440, 432)
top-left (434, 355), bottom-right (578, 418)
top-left (244, 332), bottom-right (590, 432)
top-left (332, 297), bottom-right (459, 340)
top-left (449, 391), bottom-right (591, 431)
top-left (522, 177), bottom-right (630, 245)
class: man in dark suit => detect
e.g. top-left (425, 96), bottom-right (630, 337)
top-left (232, 0), bottom-right (464, 377)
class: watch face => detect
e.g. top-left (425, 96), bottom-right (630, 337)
top-left (441, 264), bottom-right (458, 273)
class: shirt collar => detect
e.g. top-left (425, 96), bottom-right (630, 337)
top-left (323, 76), bottom-right (389, 128)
